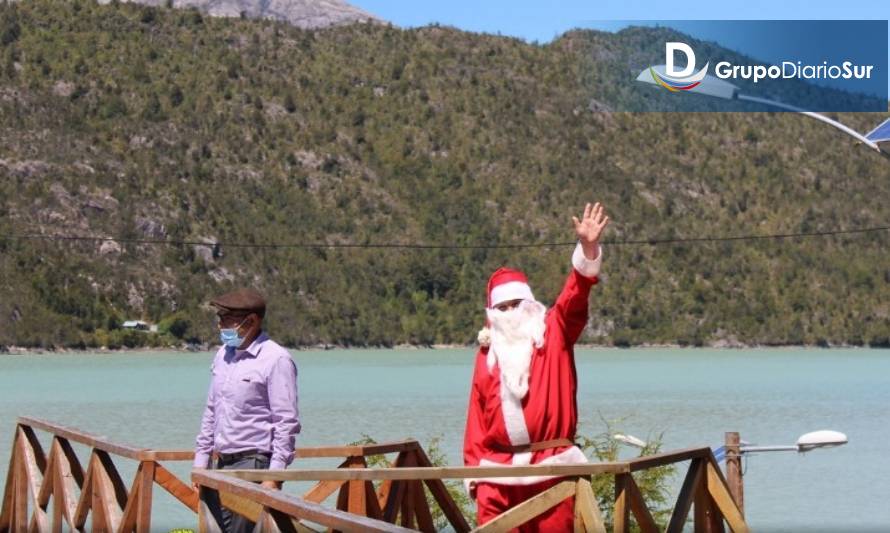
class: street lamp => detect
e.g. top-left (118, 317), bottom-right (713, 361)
top-left (636, 65), bottom-right (888, 154)
top-left (740, 429), bottom-right (848, 454)
top-left (612, 433), bottom-right (648, 449)
top-left (719, 430), bottom-right (847, 517)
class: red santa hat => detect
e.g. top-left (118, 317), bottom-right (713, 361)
top-left (487, 267), bottom-right (535, 308)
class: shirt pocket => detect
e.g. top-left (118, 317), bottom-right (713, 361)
top-left (231, 369), bottom-right (266, 410)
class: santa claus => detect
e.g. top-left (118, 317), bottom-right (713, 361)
top-left (463, 202), bottom-right (609, 531)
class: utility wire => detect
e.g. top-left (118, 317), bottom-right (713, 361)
top-left (2, 224), bottom-right (889, 250)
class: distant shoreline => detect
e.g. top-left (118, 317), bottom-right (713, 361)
top-left (1, 341), bottom-right (885, 355)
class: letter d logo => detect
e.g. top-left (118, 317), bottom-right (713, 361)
top-left (666, 42), bottom-right (696, 78)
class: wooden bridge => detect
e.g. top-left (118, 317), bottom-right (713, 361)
top-left (1, 417), bottom-right (748, 532)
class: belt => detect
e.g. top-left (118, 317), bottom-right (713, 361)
top-left (214, 449), bottom-right (272, 463)
top-left (491, 438), bottom-right (575, 454)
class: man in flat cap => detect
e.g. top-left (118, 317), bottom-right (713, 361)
top-left (193, 288), bottom-right (300, 533)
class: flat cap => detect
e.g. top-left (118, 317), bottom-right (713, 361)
top-left (210, 288), bottom-right (266, 318)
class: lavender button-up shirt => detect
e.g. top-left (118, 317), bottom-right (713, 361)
top-left (194, 332), bottom-right (300, 470)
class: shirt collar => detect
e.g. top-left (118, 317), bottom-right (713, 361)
top-left (231, 331), bottom-right (268, 359)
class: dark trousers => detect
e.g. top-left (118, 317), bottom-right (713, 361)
top-left (206, 453), bottom-right (271, 533)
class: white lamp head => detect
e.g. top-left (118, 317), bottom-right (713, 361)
top-left (796, 430), bottom-right (848, 452)
top-left (613, 433), bottom-right (648, 449)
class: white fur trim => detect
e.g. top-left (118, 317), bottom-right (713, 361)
top-left (572, 242), bottom-right (603, 278)
top-left (477, 327), bottom-right (491, 347)
top-left (471, 446), bottom-right (588, 486)
top-left (499, 380), bottom-right (530, 447)
top-left (464, 479), bottom-right (475, 499)
top-left (490, 281), bottom-right (535, 308)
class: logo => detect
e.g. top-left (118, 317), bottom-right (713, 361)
top-left (650, 42), bottom-right (709, 91)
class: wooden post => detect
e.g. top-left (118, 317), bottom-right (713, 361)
top-left (724, 432), bottom-right (744, 518)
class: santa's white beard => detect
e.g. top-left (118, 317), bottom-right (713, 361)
top-left (486, 300), bottom-right (547, 400)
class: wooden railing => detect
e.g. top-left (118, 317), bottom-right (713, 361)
top-left (2, 418), bottom-right (749, 532)
top-left (0, 417), bottom-right (197, 532)
top-left (215, 447), bottom-right (749, 533)
top-left (290, 440), bottom-right (470, 532)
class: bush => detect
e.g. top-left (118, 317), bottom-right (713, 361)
top-left (578, 418), bottom-right (676, 530)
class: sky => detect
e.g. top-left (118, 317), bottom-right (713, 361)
top-left (350, 0), bottom-right (890, 94)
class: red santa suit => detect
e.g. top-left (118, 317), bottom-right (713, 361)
top-left (463, 243), bottom-right (602, 531)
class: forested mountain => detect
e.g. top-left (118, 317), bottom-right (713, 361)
top-left (1, 0), bottom-right (889, 349)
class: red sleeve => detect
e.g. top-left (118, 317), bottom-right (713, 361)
top-left (549, 269), bottom-right (598, 346)
top-left (463, 351), bottom-right (488, 467)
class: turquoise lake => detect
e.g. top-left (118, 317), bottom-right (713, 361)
top-left (1, 347), bottom-right (887, 531)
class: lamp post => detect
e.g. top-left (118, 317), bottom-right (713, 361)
top-left (724, 429), bottom-right (848, 517)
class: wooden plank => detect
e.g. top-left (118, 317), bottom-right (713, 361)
top-left (0, 431), bottom-right (17, 531)
top-left (18, 427), bottom-right (48, 531)
top-left (12, 434), bottom-right (29, 533)
top-left (410, 482), bottom-right (434, 533)
top-left (364, 482), bottom-right (383, 521)
top-left (30, 505), bottom-right (51, 533)
top-left (94, 451), bottom-right (128, 512)
top-left (397, 481), bottom-right (414, 529)
top-left (705, 463), bottom-right (749, 533)
top-left (51, 458), bottom-right (64, 533)
top-left (695, 474), bottom-right (725, 533)
top-left (92, 452), bottom-right (125, 532)
top-left (294, 441), bottom-right (419, 459)
top-left (52, 439), bottom-right (81, 528)
top-left (667, 458), bottom-right (705, 533)
top-left (573, 499), bottom-right (584, 533)
top-left (16, 418), bottom-right (148, 461)
top-left (194, 470), bottom-right (415, 532)
top-left (134, 462), bottom-right (154, 533)
top-left (379, 451), bottom-right (410, 524)
top-left (613, 474), bottom-right (630, 533)
top-left (29, 500), bottom-right (49, 532)
top-left (624, 475), bottom-right (658, 533)
top-left (154, 462), bottom-right (198, 512)
top-left (18, 427), bottom-right (47, 476)
top-left (72, 454), bottom-right (94, 530)
top-left (346, 480), bottom-right (367, 518)
top-left (576, 478), bottom-right (606, 533)
top-left (343, 456), bottom-right (369, 524)
top-left (220, 490), bottom-right (264, 523)
top-left (304, 457), bottom-right (353, 506)
top-left (303, 480), bottom-right (346, 504)
top-left (693, 476), bottom-right (710, 533)
top-left (413, 448), bottom-right (471, 533)
top-left (36, 441), bottom-right (56, 508)
top-left (472, 479), bottom-right (576, 533)
top-left (139, 450), bottom-right (194, 462)
top-left (225, 462), bottom-right (629, 483)
top-left (17, 428), bottom-right (45, 506)
top-left (56, 439), bottom-right (84, 488)
top-left (117, 469), bottom-right (141, 533)
top-left (90, 456), bottom-right (108, 533)
top-left (381, 479), bottom-right (405, 524)
top-left (374, 455), bottom-right (399, 512)
top-left (627, 447), bottom-right (711, 472)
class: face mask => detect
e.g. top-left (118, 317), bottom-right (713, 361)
top-left (219, 318), bottom-right (248, 348)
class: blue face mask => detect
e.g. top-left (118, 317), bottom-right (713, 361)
top-left (219, 318), bottom-right (248, 348)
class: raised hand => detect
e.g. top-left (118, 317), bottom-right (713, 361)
top-left (572, 202), bottom-right (609, 260)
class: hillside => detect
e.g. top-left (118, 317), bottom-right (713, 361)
top-left (1, 0), bottom-right (889, 349)
top-left (116, 0), bottom-right (379, 29)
